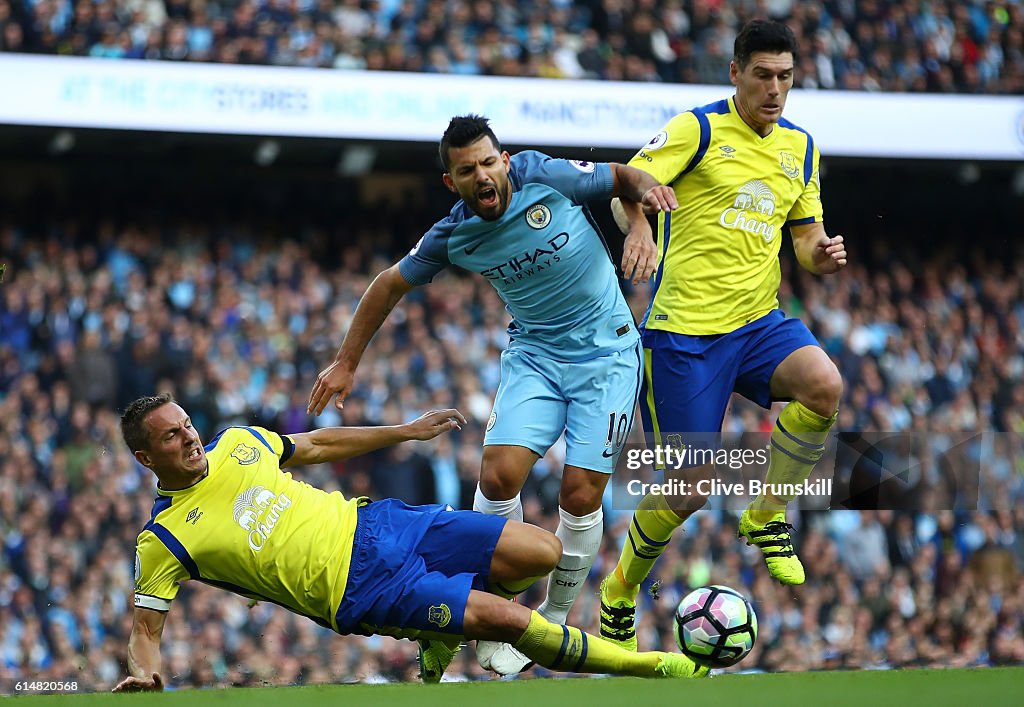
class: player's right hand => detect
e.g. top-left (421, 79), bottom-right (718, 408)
top-left (640, 185), bottom-right (678, 214)
top-left (622, 226), bottom-right (658, 285)
top-left (403, 409), bottom-right (467, 441)
top-left (307, 359), bottom-right (355, 416)
top-left (112, 672), bottom-right (164, 693)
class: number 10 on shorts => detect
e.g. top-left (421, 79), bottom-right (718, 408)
top-left (606, 412), bottom-right (629, 450)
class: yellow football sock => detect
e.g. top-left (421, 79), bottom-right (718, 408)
top-left (610, 492), bottom-right (686, 599)
top-left (491, 576), bottom-right (542, 600)
top-left (514, 610), bottom-right (663, 676)
top-left (752, 402), bottom-right (836, 523)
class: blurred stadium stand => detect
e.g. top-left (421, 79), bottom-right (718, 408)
top-left (0, 0), bottom-right (1021, 92)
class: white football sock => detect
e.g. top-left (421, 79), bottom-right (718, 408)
top-left (538, 506), bottom-right (603, 624)
top-left (472, 485), bottom-right (523, 522)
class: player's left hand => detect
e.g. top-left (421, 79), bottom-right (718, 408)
top-left (622, 229), bottom-right (658, 285)
top-left (813, 234), bottom-right (847, 274)
top-left (640, 185), bottom-right (678, 214)
top-left (404, 409), bottom-right (467, 441)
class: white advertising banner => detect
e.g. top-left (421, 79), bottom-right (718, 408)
top-left (1, 54), bottom-right (1021, 160)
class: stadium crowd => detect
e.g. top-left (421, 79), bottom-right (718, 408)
top-left (0, 0), bottom-right (1022, 93)
top-left (1, 212), bottom-right (1023, 689)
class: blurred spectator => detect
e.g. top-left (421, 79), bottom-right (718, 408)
top-left (0, 0), bottom-right (1021, 93)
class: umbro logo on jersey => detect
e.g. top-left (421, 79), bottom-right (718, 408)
top-left (186, 507), bottom-right (203, 525)
top-left (464, 241), bottom-right (483, 255)
top-left (720, 145), bottom-right (736, 157)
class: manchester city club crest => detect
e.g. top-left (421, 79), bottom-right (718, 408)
top-left (779, 151), bottom-right (801, 179)
top-left (526, 203), bottom-right (551, 229)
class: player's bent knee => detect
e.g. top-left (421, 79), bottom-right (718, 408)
top-left (518, 524), bottom-right (561, 575)
top-left (823, 365), bottom-right (844, 405)
top-left (804, 362), bottom-right (843, 414)
top-left (479, 472), bottom-right (521, 501)
top-left (480, 446), bottom-right (537, 501)
top-left (671, 490), bottom-right (710, 514)
top-left (538, 531), bottom-right (562, 572)
top-left (558, 486), bottom-right (604, 516)
top-left (492, 522), bottom-right (561, 579)
top-left (559, 465), bottom-right (610, 515)
top-left (666, 464), bottom-right (714, 514)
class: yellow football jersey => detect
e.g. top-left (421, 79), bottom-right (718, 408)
top-left (629, 96), bottom-right (823, 336)
top-left (133, 426), bottom-right (363, 632)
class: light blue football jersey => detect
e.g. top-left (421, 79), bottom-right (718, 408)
top-left (399, 151), bottom-right (639, 362)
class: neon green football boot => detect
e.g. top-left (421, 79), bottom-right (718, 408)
top-left (599, 575), bottom-right (638, 652)
top-left (418, 638), bottom-right (461, 684)
top-left (655, 652), bottom-right (711, 678)
top-left (737, 509), bottom-right (806, 585)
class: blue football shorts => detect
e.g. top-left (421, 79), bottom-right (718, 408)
top-left (639, 309), bottom-right (820, 465)
top-left (484, 340), bottom-right (644, 473)
top-left (333, 499), bottom-right (507, 640)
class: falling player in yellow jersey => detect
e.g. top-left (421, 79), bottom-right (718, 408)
top-left (112, 394), bottom-right (708, 692)
top-left (600, 19), bottom-right (848, 651)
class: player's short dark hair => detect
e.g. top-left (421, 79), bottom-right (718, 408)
top-left (121, 393), bottom-right (175, 452)
top-left (439, 115), bottom-right (502, 171)
top-left (734, 19), bottom-right (798, 68)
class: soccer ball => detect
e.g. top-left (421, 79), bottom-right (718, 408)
top-left (674, 585), bottom-right (758, 668)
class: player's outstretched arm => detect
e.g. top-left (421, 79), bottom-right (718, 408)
top-left (790, 222), bottom-right (847, 275)
top-left (609, 163), bottom-right (677, 213)
top-left (283, 409), bottom-right (466, 467)
top-left (307, 264), bottom-right (416, 415)
top-left (112, 607), bottom-right (167, 693)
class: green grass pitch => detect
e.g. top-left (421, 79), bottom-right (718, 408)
top-left (11, 668), bottom-right (1023, 706)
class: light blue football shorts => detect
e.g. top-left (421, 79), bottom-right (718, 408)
top-left (484, 340), bottom-right (644, 473)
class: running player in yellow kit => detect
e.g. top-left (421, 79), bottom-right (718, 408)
top-left (600, 19), bottom-right (848, 650)
top-left (112, 394), bottom-right (708, 691)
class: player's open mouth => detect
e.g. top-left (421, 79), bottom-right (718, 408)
top-left (187, 448), bottom-right (202, 461)
top-left (477, 187), bottom-right (498, 207)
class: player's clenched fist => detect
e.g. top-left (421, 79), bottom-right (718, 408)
top-left (813, 234), bottom-right (847, 274)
